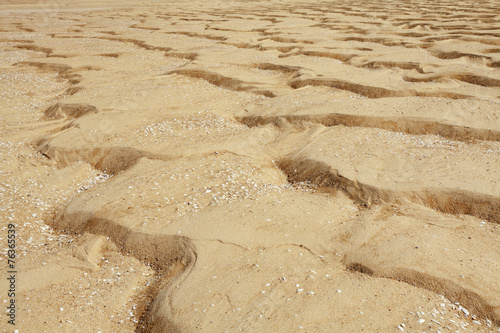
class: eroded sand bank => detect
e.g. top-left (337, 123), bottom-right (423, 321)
top-left (0, 0), bottom-right (499, 332)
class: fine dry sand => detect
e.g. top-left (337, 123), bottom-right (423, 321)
top-left (0, 0), bottom-right (499, 332)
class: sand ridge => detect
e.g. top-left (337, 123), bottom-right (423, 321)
top-left (0, 0), bottom-right (499, 332)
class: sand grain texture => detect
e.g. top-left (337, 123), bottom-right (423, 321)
top-left (0, 0), bottom-right (499, 332)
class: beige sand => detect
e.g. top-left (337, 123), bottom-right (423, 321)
top-left (1, 0), bottom-right (499, 332)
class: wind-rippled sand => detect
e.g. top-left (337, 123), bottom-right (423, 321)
top-left (0, 0), bottom-right (499, 332)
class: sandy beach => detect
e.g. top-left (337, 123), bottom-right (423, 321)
top-left (1, 0), bottom-right (499, 332)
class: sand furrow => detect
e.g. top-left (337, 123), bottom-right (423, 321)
top-left (288, 76), bottom-right (472, 99)
top-left (169, 68), bottom-right (277, 98)
top-left (278, 157), bottom-right (500, 223)
top-left (237, 113), bottom-right (500, 142)
top-left (54, 214), bottom-right (197, 333)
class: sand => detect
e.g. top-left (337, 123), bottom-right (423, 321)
top-left (0, 0), bottom-right (499, 332)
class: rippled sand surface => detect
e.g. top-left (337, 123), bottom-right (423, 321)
top-left (1, 0), bottom-right (499, 332)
